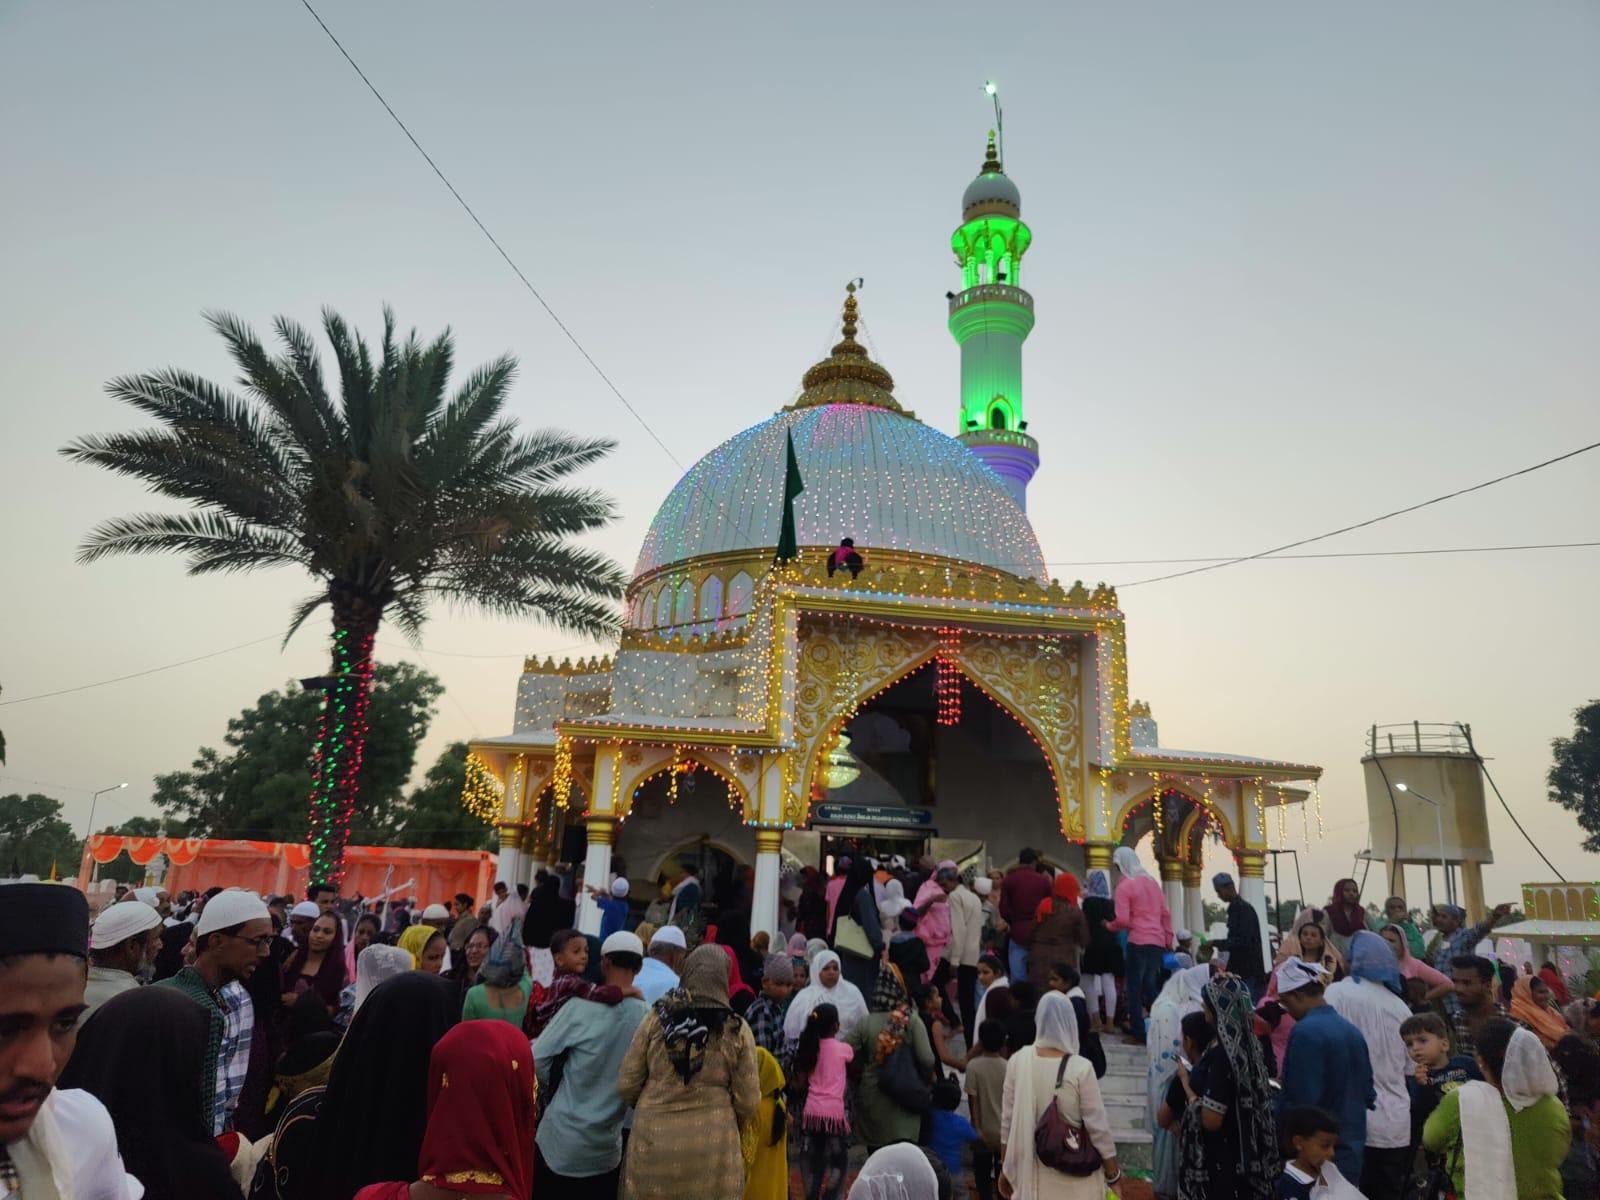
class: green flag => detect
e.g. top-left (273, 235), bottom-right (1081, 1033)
top-left (775, 428), bottom-right (805, 562)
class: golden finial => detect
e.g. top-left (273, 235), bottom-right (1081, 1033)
top-left (786, 278), bottom-right (904, 415)
top-left (982, 131), bottom-right (1001, 173)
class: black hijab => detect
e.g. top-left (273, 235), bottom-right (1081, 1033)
top-left (306, 971), bottom-right (460, 1200)
top-left (60, 987), bottom-right (237, 1200)
top-left (834, 857), bottom-right (875, 931)
top-left (521, 875), bottom-right (566, 949)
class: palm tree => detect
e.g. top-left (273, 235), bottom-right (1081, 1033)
top-left (64, 308), bottom-right (627, 884)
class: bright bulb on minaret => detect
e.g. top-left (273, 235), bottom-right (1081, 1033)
top-left (984, 81), bottom-right (998, 95)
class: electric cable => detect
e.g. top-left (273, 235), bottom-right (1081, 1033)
top-left (1461, 723), bottom-right (1567, 883)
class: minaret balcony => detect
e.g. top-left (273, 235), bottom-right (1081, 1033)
top-left (959, 428), bottom-right (1038, 454)
top-left (949, 283), bottom-right (1033, 316)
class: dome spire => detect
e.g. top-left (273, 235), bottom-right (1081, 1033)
top-left (786, 280), bottom-right (907, 415)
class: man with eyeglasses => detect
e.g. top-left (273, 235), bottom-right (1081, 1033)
top-left (154, 889), bottom-right (272, 1134)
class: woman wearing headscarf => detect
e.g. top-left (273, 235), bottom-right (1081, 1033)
top-left (796, 866), bottom-right (830, 940)
top-left (463, 919), bottom-right (537, 1024)
top-left (1538, 961), bottom-right (1573, 1006)
top-left (249, 972), bottom-right (459, 1200)
top-left (848, 1143), bottom-right (941, 1200)
top-left (398, 924), bottom-right (445, 972)
top-left (1424, 1019), bottom-right (1570, 1198)
top-left (521, 872), bottom-right (567, 987)
top-left (60, 986), bottom-right (243, 1199)
top-left (1324, 879), bottom-right (1371, 958)
top-left (878, 877), bottom-right (911, 938)
top-left (832, 856), bottom-right (886, 994)
top-left (1511, 972), bottom-right (1570, 1049)
top-left (351, 1021), bottom-right (535, 1200)
top-left (783, 949), bottom-right (870, 1046)
top-left (620, 943), bottom-right (760, 1200)
top-left (265, 992), bottom-right (341, 1123)
top-left (280, 912), bottom-right (347, 1016)
top-left (1260, 908), bottom-right (1344, 1078)
top-left (1172, 976), bottom-right (1279, 1200)
top-left (1145, 965), bottom-right (1211, 1199)
top-left (843, 962), bottom-right (937, 1154)
top-left (343, 912), bottom-right (381, 982)
top-left (1079, 869), bottom-right (1122, 1033)
top-left (1376, 924), bottom-right (1454, 1005)
top-left (998, 990), bottom-right (1121, 1198)
top-left (1028, 873), bottom-right (1089, 992)
top-left (1106, 847), bottom-right (1173, 1045)
top-left (743, 1046), bottom-right (789, 1200)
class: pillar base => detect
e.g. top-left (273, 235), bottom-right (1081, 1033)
top-left (1084, 843), bottom-right (1115, 874)
top-left (577, 816), bottom-right (615, 936)
top-left (752, 828), bottom-right (783, 943)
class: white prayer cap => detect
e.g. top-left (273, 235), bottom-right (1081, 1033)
top-left (91, 900), bottom-right (161, 949)
top-left (289, 901), bottom-right (321, 920)
top-left (602, 931), bottom-right (644, 958)
top-left (610, 878), bottom-right (631, 898)
top-left (132, 886), bottom-right (163, 907)
top-left (974, 877), bottom-right (993, 896)
top-left (650, 925), bottom-right (687, 949)
top-left (1275, 956), bottom-right (1329, 995)
top-left (422, 903), bottom-right (450, 921)
top-left (195, 890), bottom-right (271, 936)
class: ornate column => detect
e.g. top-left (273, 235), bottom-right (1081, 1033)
top-left (495, 823), bottom-right (524, 891)
top-left (1237, 850), bottom-right (1271, 967)
top-left (1084, 842), bottom-right (1115, 877)
top-left (1158, 857), bottom-right (1184, 934)
top-left (577, 815), bottom-right (615, 936)
top-left (1181, 864), bottom-right (1206, 937)
top-left (752, 828), bottom-right (784, 943)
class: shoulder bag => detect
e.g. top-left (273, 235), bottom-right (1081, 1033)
top-left (834, 913), bottom-right (874, 959)
top-left (1033, 1054), bottom-right (1103, 1177)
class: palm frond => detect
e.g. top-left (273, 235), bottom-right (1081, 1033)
top-left (492, 428), bottom-right (618, 487)
top-left (76, 511), bottom-right (307, 574)
top-left (62, 429), bottom-right (297, 527)
top-left (282, 589), bottom-right (331, 648)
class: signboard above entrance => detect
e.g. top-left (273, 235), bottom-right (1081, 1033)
top-left (812, 803), bottom-right (934, 830)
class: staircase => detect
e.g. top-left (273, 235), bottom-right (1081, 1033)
top-left (1101, 1038), bottom-right (1154, 1172)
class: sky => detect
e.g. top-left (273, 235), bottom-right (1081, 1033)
top-left (2, 1), bottom-right (1597, 907)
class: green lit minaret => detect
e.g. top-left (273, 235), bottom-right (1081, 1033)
top-left (950, 130), bottom-right (1038, 510)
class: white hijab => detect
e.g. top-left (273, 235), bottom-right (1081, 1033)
top-left (1112, 845), bottom-right (1150, 880)
top-left (353, 943), bottom-right (413, 1011)
top-left (1034, 991), bottom-right (1081, 1054)
top-left (1002, 998), bottom-right (1095, 1198)
top-left (783, 949), bottom-right (870, 1040)
top-left (848, 1143), bottom-right (940, 1200)
top-left (973, 973), bottom-right (1009, 1032)
top-left (1460, 1027), bottom-right (1559, 1199)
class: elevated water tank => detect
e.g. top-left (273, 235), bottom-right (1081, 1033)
top-left (1360, 722), bottom-right (1493, 919)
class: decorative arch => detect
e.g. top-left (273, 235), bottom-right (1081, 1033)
top-left (727, 571), bottom-right (754, 617)
top-left (618, 749), bottom-right (753, 823)
top-left (673, 580), bottom-right (695, 626)
top-left (655, 585), bottom-right (673, 628)
top-left (646, 836), bottom-right (749, 881)
top-left (789, 620), bottom-right (1082, 834)
top-left (698, 576), bottom-right (724, 622)
top-left (1111, 784), bottom-right (1238, 852)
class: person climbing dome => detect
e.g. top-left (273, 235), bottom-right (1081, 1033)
top-left (828, 538), bottom-right (865, 579)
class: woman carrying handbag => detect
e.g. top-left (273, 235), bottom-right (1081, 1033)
top-left (998, 991), bottom-right (1122, 1199)
top-left (832, 858), bottom-right (885, 994)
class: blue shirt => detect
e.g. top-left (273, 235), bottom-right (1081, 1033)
top-left (927, 1109), bottom-right (979, 1177)
top-left (533, 994), bottom-right (649, 1176)
top-left (1277, 1004), bottom-right (1376, 1181)
top-left (635, 957), bottom-right (679, 1004)
top-left (596, 896), bottom-right (628, 941)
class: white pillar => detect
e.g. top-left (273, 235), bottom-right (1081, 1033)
top-left (752, 829), bottom-right (783, 943)
top-left (495, 826), bottom-right (524, 893)
top-left (577, 818), bottom-right (614, 937)
top-left (1159, 861), bottom-right (1184, 939)
top-left (1182, 875), bottom-right (1206, 938)
top-left (1239, 851), bottom-right (1271, 969)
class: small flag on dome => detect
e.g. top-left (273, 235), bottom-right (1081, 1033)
top-left (775, 428), bottom-right (805, 563)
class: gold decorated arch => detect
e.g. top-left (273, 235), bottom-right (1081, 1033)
top-left (1112, 783), bottom-right (1239, 856)
top-left (788, 618), bottom-right (1083, 833)
top-left (616, 748), bottom-right (754, 824)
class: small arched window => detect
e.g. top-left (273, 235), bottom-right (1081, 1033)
top-left (990, 407), bottom-right (1007, 430)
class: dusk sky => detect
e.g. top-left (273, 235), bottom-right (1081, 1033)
top-left (3, 1), bottom-right (1596, 906)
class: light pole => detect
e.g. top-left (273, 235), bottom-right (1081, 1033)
top-left (1395, 783), bottom-right (1452, 906)
top-left (85, 782), bottom-right (128, 840)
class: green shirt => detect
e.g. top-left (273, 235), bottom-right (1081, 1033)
top-left (843, 1012), bottom-right (935, 1149)
top-left (461, 974), bottom-right (533, 1024)
top-left (1422, 1085), bottom-right (1571, 1200)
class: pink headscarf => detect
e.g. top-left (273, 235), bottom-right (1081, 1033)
top-left (718, 943), bottom-right (755, 1004)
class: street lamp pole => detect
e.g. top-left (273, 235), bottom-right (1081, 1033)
top-left (85, 783), bottom-right (129, 841)
top-left (1395, 783), bottom-right (1452, 907)
top-left (984, 80), bottom-right (1004, 166)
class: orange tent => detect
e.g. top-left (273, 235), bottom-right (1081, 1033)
top-left (80, 836), bottom-right (494, 905)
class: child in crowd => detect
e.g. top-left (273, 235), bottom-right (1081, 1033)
top-left (1156, 1012), bottom-right (1215, 1133)
top-left (919, 985), bottom-right (968, 1071)
top-left (1400, 1012), bottom-right (1479, 1178)
top-left (521, 928), bottom-right (630, 1038)
top-left (745, 952), bottom-right (796, 1057)
top-left (1275, 1106), bottom-right (1352, 1198)
top-left (1046, 962), bottom-right (1105, 1078)
top-left (794, 1003), bottom-right (853, 1200)
top-left (964, 1020), bottom-right (1009, 1200)
top-left (926, 1075), bottom-right (979, 1200)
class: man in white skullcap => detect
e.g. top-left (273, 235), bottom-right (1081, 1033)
top-left (287, 899), bottom-right (321, 949)
top-left (0, 883), bottom-right (142, 1198)
top-left (83, 901), bottom-right (162, 1018)
top-left (419, 903), bottom-right (451, 930)
top-left (589, 876), bottom-right (631, 942)
top-left (154, 889), bottom-right (272, 1134)
top-left (532, 930), bottom-right (648, 1193)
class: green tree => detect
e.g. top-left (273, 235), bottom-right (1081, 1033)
top-left (64, 309), bottom-right (625, 882)
top-left (93, 817), bottom-right (164, 884)
top-left (1549, 700), bottom-right (1600, 852)
top-left (0, 794), bottom-right (81, 878)
top-left (153, 662), bottom-right (443, 843)
top-left (387, 742), bottom-right (495, 851)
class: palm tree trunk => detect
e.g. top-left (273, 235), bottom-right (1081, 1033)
top-left (306, 587), bottom-right (382, 886)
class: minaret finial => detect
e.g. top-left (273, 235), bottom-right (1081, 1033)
top-left (982, 131), bottom-right (1001, 173)
top-left (785, 278), bottom-right (903, 415)
top-left (841, 277), bottom-right (862, 342)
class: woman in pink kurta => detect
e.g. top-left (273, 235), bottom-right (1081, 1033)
top-left (911, 865), bottom-right (957, 984)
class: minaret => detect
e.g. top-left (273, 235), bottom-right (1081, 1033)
top-left (950, 131), bottom-right (1038, 509)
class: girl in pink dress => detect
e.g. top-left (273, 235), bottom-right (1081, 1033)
top-left (793, 1003), bottom-right (854, 1200)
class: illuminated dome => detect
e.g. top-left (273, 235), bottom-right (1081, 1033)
top-left (634, 405), bottom-right (1047, 581)
top-left (962, 133), bottom-right (1020, 219)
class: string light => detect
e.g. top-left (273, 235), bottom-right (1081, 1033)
top-left (552, 735), bottom-right (573, 810)
top-left (1313, 779), bottom-right (1325, 837)
top-left (306, 624), bottom-right (374, 886)
top-left (460, 752), bottom-right (502, 822)
top-left (936, 626), bottom-right (962, 726)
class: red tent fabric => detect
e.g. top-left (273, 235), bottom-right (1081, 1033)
top-left (80, 836), bottom-right (493, 906)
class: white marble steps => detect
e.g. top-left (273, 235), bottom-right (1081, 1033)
top-left (1098, 1037), bottom-right (1155, 1164)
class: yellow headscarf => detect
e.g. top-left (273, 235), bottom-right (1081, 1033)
top-left (399, 924), bottom-right (440, 969)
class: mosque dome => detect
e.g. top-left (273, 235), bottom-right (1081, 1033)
top-left (633, 286), bottom-right (1047, 583)
top-left (962, 133), bottom-right (1020, 219)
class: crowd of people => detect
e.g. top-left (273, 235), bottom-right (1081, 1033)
top-left (5, 854), bottom-right (1600, 1200)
